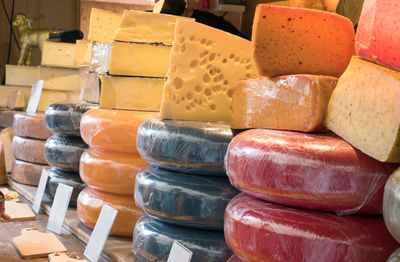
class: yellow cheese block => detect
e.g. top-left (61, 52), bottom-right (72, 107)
top-left (325, 56), bottom-right (400, 162)
top-left (100, 75), bottom-right (164, 111)
top-left (231, 75), bottom-right (337, 131)
top-left (160, 19), bottom-right (259, 122)
top-left (41, 41), bottom-right (78, 69)
top-left (35, 91), bottom-right (81, 112)
top-left (5, 65), bottom-right (38, 86)
top-left (87, 8), bottom-right (122, 43)
top-left (74, 40), bottom-right (93, 67)
top-left (0, 85), bottom-right (31, 109)
top-left (39, 67), bottom-right (80, 91)
top-left (109, 42), bottom-right (171, 77)
top-left (114, 10), bottom-right (193, 45)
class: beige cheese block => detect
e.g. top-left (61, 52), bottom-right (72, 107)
top-left (39, 67), bottom-right (80, 91)
top-left (100, 75), bottom-right (164, 111)
top-left (109, 42), bottom-right (171, 77)
top-left (114, 10), bottom-right (193, 45)
top-left (74, 40), bottom-right (93, 67)
top-left (11, 159), bottom-right (49, 186)
top-left (0, 86), bottom-right (31, 109)
top-left (12, 136), bottom-right (47, 164)
top-left (5, 65), bottom-right (38, 87)
top-left (35, 90), bottom-right (81, 112)
top-left (41, 41), bottom-right (78, 69)
top-left (88, 8), bottom-right (122, 43)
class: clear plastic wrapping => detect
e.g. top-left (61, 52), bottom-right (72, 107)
top-left (137, 118), bottom-right (233, 176)
top-left (383, 168), bottom-right (400, 243)
top-left (90, 42), bottom-right (111, 74)
top-left (12, 135), bottom-right (47, 164)
top-left (133, 216), bottom-right (232, 262)
top-left (13, 113), bottom-right (52, 140)
top-left (225, 129), bottom-right (399, 215)
top-left (135, 165), bottom-right (239, 231)
top-left (225, 193), bottom-right (398, 262)
top-left (11, 159), bottom-right (49, 186)
top-left (79, 69), bottom-right (100, 104)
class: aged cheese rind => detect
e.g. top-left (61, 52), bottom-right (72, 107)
top-left (87, 8), bottom-right (122, 43)
top-left (160, 19), bottom-right (259, 122)
top-left (12, 136), bottom-right (47, 164)
top-left (0, 110), bottom-right (18, 128)
top-left (13, 113), bottom-right (52, 140)
top-left (252, 4), bottom-right (355, 77)
top-left (325, 56), bottom-right (400, 162)
top-left (41, 41), bottom-right (78, 69)
top-left (383, 168), bottom-right (400, 243)
top-left (11, 159), bottom-right (49, 186)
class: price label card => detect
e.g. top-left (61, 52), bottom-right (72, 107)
top-left (84, 204), bottom-right (117, 262)
top-left (47, 183), bottom-right (73, 234)
top-left (167, 241), bottom-right (193, 262)
top-left (26, 80), bottom-right (44, 114)
top-left (32, 169), bottom-right (49, 214)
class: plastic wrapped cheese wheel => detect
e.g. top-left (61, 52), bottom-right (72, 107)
top-left (47, 167), bottom-right (86, 207)
top-left (383, 168), bottom-right (400, 243)
top-left (225, 193), bottom-right (398, 262)
top-left (80, 108), bottom-right (158, 153)
top-left (225, 129), bottom-right (398, 215)
top-left (11, 159), bottom-right (49, 186)
top-left (77, 187), bottom-right (143, 237)
top-left (13, 113), bottom-right (52, 140)
top-left (135, 165), bottom-right (238, 231)
top-left (388, 248), bottom-right (400, 262)
top-left (0, 110), bottom-right (17, 128)
top-left (44, 134), bottom-right (88, 171)
top-left (133, 216), bottom-right (232, 262)
top-left (80, 148), bottom-right (146, 195)
top-left (45, 103), bottom-right (97, 135)
top-left (137, 118), bottom-right (233, 175)
top-left (12, 136), bottom-right (47, 164)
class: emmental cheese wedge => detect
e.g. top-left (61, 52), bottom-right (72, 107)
top-left (160, 19), bottom-right (259, 122)
top-left (41, 41), bottom-right (78, 69)
top-left (231, 75), bottom-right (337, 131)
top-left (100, 75), bottom-right (165, 111)
top-left (252, 4), bottom-right (355, 77)
top-left (109, 42), bottom-right (171, 77)
top-left (325, 56), bottom-right (400, 162)
top-left (87, 8), bottom-right (122, 43)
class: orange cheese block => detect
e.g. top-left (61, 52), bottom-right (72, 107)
top-left (0, 110), bottom-right (17, 128)
top-left (11, 159), bottom-right (50, 186)
top-left (80, 148), bottom-right (146, 196)
top-left (13, 113), bottom-right (53, 140)
top-left (231, 75), bottom-right (337, 131)
top-left (252, 4), bottom-right (355, 77)
top-left (12, 136), bottom-right (47, 164)
top-left (80, 109), bottom-right (158, 154)
top-left (77, 187), bottom-right (143, 237)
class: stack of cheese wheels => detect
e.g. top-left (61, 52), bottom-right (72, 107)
top-left (134, 118), bottom-right (237, 261)
top-left (44, 103), bottom-right (94, 206)
top-left (224, 4), bottom-right (400, 262)
top-left (11, 113), bottom-right (52, 186)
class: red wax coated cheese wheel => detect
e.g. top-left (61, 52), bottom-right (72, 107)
top-left (0, 110), bottom-right (16, 128)
top-left (77, 187), bottom-right (143, 237)
top-left (225, 129), bottom-right (398, 215)
top-left (80, 148), bottom-right (146, 195)
top-left (225, 194), bottom-right (399, 262)
top-left (11, 159), bottom-right (49, 186)
top-left (13, 113), bottom-right (53, 140)
top-left (80, 109), bottom-right (158, 153)
top-left (12, 136), bottom-right (47, 164)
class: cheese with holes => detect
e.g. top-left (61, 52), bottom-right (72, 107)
top-left (74, 40), bottom-right (93, 67)
top-left (87, 8), bottom-right (122, 43)
top-left (109, 42), bottom-right (171, 77)
top-left (252, 4), bottom-right (354, 77)
top-left (225, 194), bottom-right (398, 262)
top-left (5, 65), bottom-right (38, 86)
top-left (325, 56), bottom-right (400, 162)
top-left (231, 75), bottom-right (337, 131)
top-left (12, 136), bottom-right (46, 164)
top-left (77, 187), bottom-right (143, 237)
top-left (160, 19), bottom-right (259, 122)
top-left (11, 159), bottom-right (49, 186)
top-left (100, 75), bottom-right (165, 111)
top-left (13, 113), bottom-right (52, 140)
top-left (81, 109), bottom-right (158, 154)
top-left (80, 148), bottom-right (146, 195)
top-left (356, 0), bottom-right (400, 71)
top-left (0, 86), bottom-right (31, 109)
top-left (41, 41), bottom-right (78, 69)
top-left (114, 10), bottom-right (193, 44)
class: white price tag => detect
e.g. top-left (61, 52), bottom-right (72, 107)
top-left (167, 241), bottom-right (193, 262)
top-left (47, 183), bottom-right (73, 234)
top-left (26, 79), bottom-right (44, 114)
top-left (84, 204), bottom-right (117, 262)
top-left (32, 169), bottom-right (49, 214)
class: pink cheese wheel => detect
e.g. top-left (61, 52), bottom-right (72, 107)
top-left (0, 110), bottom-right (16, 128)
top-left (225, 129), bottom-right (398, 215)
top-left (12, 136), bottom-right (47, 164)
top-left (225, 193), bottom-right (399, 262)
top-left (11, 159), bottom-right (50, 186)
top-left (13, 113), bottom-right (53, 140)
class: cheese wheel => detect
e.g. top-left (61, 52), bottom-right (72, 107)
top-left (11, 159), bottom-right (49, 186)
top-left (77, 187), bottom-right (143, 237)
top-left (383, 168), bottom-right (400, 243)
top-left (44, 134), bottom-right (88, 171)
top-left (135, 165), bottom-right (238, 231)
top-left (225, 193), bottom-right (398, 262)
top-left (80, 108), bottom-right (158, 154)
top-left (137, 118), bottom-right (233, 175)
top-left (12, 135), bottom-right (47, 164)
top-left (45, 103), bottom-right (97, 135)
top-left (225, 129), bottom-right (398, 215)
top-left (133, 216), bottom-right (232, 262)
top-left (80, 148), bottom-right (146, 195)
top-left (13, 113), bottom-right (52, 140)
top-left (388, 248), bottom-right (400, 262)
top-left (0, 110), bottom-right (17, 128)
top-left (47, 167), bottom-right (86, 207)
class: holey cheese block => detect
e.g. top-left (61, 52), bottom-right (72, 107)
top-left (160, 19), bottom-right (259, 122)
top-left (383, 168), bottom-right (400, 243)
top-left (325, 56), bottom-right (400, 162)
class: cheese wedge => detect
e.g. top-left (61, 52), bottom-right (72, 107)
top-left (0, 85), bottom-right (31, 109)
top-left (41, 41), bottom-right (78, 69)
top-left (87, 8), bottom-right (122, 43)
